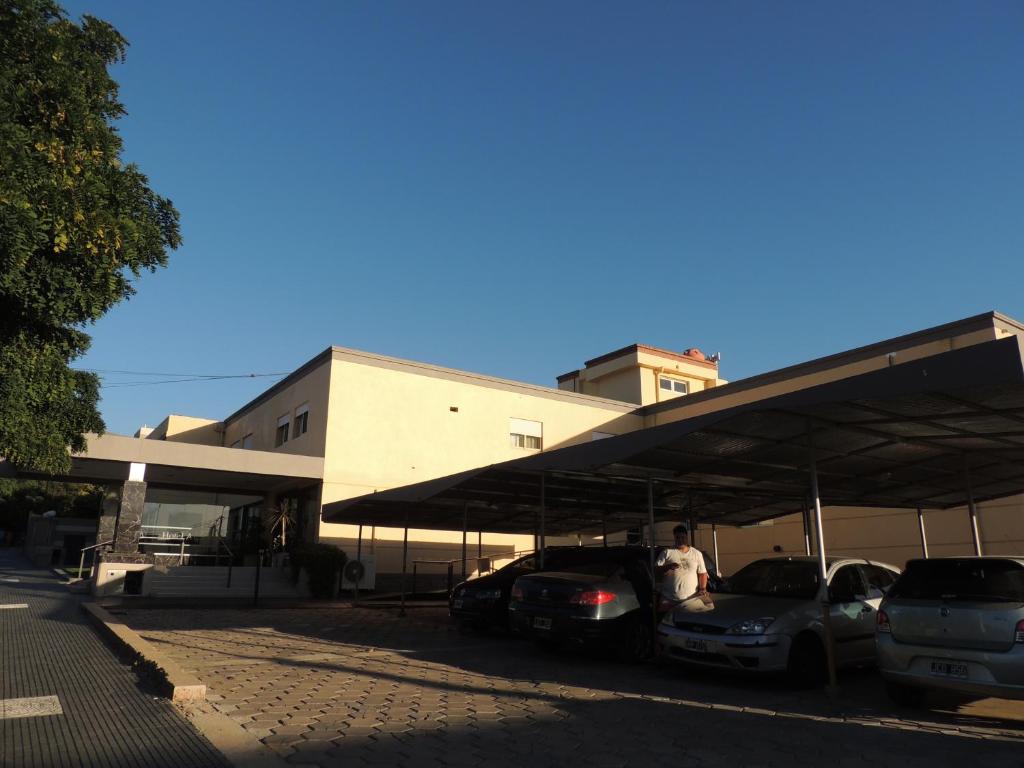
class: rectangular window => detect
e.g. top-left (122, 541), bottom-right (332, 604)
top-left (293, 403), bottom-right (309, 438)
top-left (275, 415), bottom-right (290, 447)
top-left (230, 439), bottom-right (241, 449)
top-left (659, 376), bottom-right (689, 394)
top-left (509, 418), bottom-right (542, 450)
top-left (242, 433), bottom-right (254, 450)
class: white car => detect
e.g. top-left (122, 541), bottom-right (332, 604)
top-left (656, 556), bottom-right (901, 685)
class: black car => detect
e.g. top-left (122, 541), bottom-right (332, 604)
top-left (508, 546), bottom-right (657, 661)
top-left (450, 547), bottom-right (597, 630)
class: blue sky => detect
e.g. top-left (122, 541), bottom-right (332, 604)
top-left (61, 1), bottom-right (1024, 435)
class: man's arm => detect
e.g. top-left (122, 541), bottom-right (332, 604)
top-left (655, 549), bottom-right (677, 577)
top-left (696, 551), bottom-right (709, 593)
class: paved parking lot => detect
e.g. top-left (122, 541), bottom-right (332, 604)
top-left (120, 604), bottom-right (1024, 768)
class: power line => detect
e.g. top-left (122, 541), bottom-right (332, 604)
top-left (73, 369), bottom-right (289, 389)
top-left (80, 368), bottom-right (290, 378)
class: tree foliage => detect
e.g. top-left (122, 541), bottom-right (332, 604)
top-left (0, 0), bottom-right (180, 473)
top-left (0, 478), bottom-right (103, 539)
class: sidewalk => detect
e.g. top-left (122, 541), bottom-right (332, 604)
top-left (0, 548), bottom-right (228, 768)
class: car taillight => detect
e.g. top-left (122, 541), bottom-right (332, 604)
top-left (569, 590), bottom-right (616, 606)
top-left (876, 610), bottom-right (891, 634)
top-left (511, 585), bottom-right (524, 602)
top-left (1015, 620), bottom-right (1024, 644)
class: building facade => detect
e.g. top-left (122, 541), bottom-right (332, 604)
top-left (124, 311), bottom-right (1024, 578)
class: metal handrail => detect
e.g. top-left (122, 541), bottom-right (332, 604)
top-left (78, 539), bottom-right (113, 580)
top-left (218, 539), bottom-right (234, 587)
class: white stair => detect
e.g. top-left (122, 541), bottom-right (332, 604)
top-left (145, 565), bottom-right (309, 599)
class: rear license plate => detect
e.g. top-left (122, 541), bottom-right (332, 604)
top-left (930, 661), bottom-right (968, 679)
top-left (684, 638), bottom-right (709, 653)
top-left (533, 616), bottom-right (552, 630)
top-left (452, 599), bottom-right (463, 609)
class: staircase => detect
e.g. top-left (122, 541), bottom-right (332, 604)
top-left (145, 565), bottom-right (309, 599)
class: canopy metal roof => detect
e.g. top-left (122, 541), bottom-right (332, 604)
top-left (322, 336), bottom-right (1024, 536)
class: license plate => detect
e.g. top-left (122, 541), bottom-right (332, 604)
top-left (452, 599), bottom-right (463, 609)
top-left (930, 661), bottom-right (968, 679)
top-left (684, 638), bottom-right (709, 653)
top-left (533, 616), bottom-right (552, 630)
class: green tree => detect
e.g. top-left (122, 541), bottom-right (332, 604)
top-left (0, 0), bottom-right (180, 473)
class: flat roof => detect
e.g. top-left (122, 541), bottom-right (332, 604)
top-left (6, 433), bottom-right (324, 496)
top-left (644, 310), bottom-right (1023, 418)
top-left (323, 336), bottom-right (1024, 535)
top-left (225, 345), bottom-right (640, 425)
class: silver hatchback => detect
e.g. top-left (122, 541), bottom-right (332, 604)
top-left (656, 556), bottom-right (901, 685)
top-left (877, 556), bottom-right (1024, 705)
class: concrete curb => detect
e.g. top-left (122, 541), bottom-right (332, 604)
top-left (177, 702), bottom-right (294, 768)
top-left (80, 601), bottom-right (206, 702)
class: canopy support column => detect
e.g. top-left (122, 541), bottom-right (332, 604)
top-left (647, 479), bottom-right (657, 638)
top-left (809, 429), bottom-right (838, 694)
top-left (478, 531), bottom-right (482, 558)
top-left (802, 497), bottom-right (812, 556)
top-left (916, 507), bottom-right (929, 558)
top-left (399, 513), bottom-right (409, 617)
top-left (601, 512), bottom-right (608, 547)
top-left (711, 524), bottom-right (720, 578)
top-left (964, 459), bottom-right (983, 556)
top-left (354, 524), bottom-right (363, 602)
top-left (461, 503), bottom-right (468, 581)
top-left (538, 473), bottom-right (546, 570)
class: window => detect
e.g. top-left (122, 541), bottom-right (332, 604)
top-left (275, 415), bottom-right (290, 447)
top-left (861, 564), bottom-right (897, 597)
top-left (659, 376), bottom-right (689, 394)
top-left (592, 431), bottom-right (615, 441)
top-left (230, 439), bottom-right (240, 449)
top-left (242, 433), bottom-right (254, 450)
top-left (829, 565), bottom-right (867, 601)
top-left (293, 404), bottom-right (309, 438)
top-left (509, 418), bottom-right (542, 450)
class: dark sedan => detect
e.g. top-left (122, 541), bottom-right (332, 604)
top-left (508, 546), bottom-right (655, 661)
top-left (450, 547), bottom-right (598, 630)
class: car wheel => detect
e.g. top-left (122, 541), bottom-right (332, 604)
top-left (787, 633), bottom-right (827, 688)
top-left (617, 617), bottom-right (652, 663)
top-left (885, 681), bottom-right (926, 708)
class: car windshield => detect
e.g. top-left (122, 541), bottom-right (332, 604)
top-left (721, 560), bottom-right (820, 599)
top-left (888, 559), bottom-right (1024, 602)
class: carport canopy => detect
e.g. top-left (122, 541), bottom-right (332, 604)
top-left (322, 336), bottom-right (1024, 537)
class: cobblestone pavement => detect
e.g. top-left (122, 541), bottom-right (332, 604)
top-left (121, 604), bottom-right (1024, 768)
top-left (0, 549), bottom-right (228, 768)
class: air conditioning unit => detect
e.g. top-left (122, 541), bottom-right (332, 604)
top-left (340, 554), bottom-right (376, 590)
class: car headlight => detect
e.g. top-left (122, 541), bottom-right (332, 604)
top-left (477, 589), bottom-right (502, 600)
top-left (725, 617), bottom-right (775, 635)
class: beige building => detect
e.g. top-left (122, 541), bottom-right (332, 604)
top-left (90, 310), bottom-right (1024, 581)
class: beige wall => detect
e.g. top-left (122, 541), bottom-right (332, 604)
top-left (317, 351), bottom-right (642, 557)
top-left (222, 358), bottom-right (331, 458)
top-left (148, 415), bottom-right (222, 445)
top-left (686, 496), bottom-right (1024, 577)
top-left (571, 347), bottom-right (721, 406)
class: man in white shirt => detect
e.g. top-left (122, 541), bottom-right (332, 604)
top-left (656, 524), bottom-right (709, 604)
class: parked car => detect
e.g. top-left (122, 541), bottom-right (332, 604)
top-left (508, 546), bottom-right (656, 661)
top-left (877, 556), bottom-right (1024, 706)
top-left (656, 556), bottom-right (901, 685)
top-left (450, 547), bottom-right (602, 630)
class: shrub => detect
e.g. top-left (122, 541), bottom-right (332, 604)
top-left (292, 543), bottom-right (347, 599)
